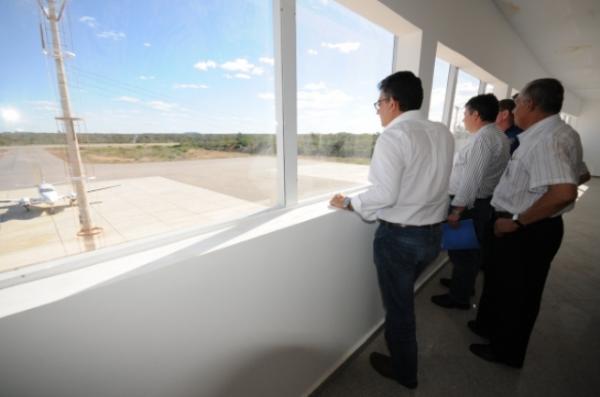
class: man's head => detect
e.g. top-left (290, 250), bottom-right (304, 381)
top-left (462, 93), bottom-right (499, 133)
top-left (376, 71), bottom-right (423, 127)
top-left (514, 78), bottom-right (564, 130)
top-left (495, 98), bottom-right (516, 132)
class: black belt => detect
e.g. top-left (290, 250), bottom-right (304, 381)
top-left (449, 195), bottom-right (491, 201)
top-left (379, 219), bottom-right (441, 229)
top-left (495, 211), bottom-right (562, 224)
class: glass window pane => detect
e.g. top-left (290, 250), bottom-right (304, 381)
top-left (450, 70), bottom-right (479, 149)
top-left (428, 58), bottom-right (450, 122)
top-left (484, 83), bottom-right (495, 94)
top-left (296, 0), bottom-right (394, 201)
top-left (0, 0), bottom-right (276, 272)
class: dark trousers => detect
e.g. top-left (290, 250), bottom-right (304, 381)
top-left (475, 215), bottom-right (563, 366)
top-left (447, 198), bottom-right (493, 303)
top-left (373, 222), bottom-right (441, 383)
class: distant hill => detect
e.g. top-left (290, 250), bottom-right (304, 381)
top-left (0, 131), bottom-right (378, 159)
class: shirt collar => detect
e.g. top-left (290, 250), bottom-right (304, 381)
top-left (385, 110), bottom-right (424, 130)
top-left (476, 123), bottom-right (499, 135)
top-left (519, 114), bottom-right (562, 144)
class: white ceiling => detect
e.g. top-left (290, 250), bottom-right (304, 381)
top-left (492, 0), bottom-right (600, 101)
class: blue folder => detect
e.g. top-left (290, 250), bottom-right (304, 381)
top-left (441, 219), bottom-right (479, 250)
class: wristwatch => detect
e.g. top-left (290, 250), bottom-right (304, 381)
top-left (343, 197), bottom-right (352, 209)
top-left (512, 213), bottom-right (524, 228)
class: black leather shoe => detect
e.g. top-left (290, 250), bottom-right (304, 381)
top-left (440, 277), bottom-right (452, 288)
top-left (467, 320), bottom-right (490, 339)
top-left (469, 344), bottom-right (522, 368)
top-left (431, 293), bottom-right (470, 310)
top-left (440, 278), bottom-right (475, 296)
top-left (369, 352), bottom-right (418, 389)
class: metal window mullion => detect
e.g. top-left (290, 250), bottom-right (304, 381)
top-left (441, 65), bottom-right (458, 127)
top-left (273, 0), bottom-right (297, 208)
top-left (478, 80), bottom-right (486, 95)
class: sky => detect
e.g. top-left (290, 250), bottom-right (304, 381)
top-left (0, 0), bottom-right (395, 134)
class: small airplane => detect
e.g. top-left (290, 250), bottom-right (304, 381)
top-left (0, 181), bottom-right (119, 213)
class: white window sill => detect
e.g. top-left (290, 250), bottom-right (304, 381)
top-left (0, 190), bottom-right (367, 319)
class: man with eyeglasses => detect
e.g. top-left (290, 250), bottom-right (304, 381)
top-left (330, 71), bottom-right (454, 389)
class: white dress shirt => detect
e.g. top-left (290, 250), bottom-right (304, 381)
top-left (492, 114), bottom-right (585, 216)
top-left (449, 123), bottom-right (510, 208)
top-left (351, 110), bottom-right (455, 225)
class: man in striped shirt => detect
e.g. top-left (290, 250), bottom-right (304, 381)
top-left (469, 78), bottom-right (586, 368)
top-left (432, 94), bottom-right (510, 310)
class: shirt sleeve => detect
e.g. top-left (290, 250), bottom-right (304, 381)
top-left (451, 134), bottom-right (491, 208)
top-left (579, 161), bottom-right (589, 177)
top-left (351, 131), bottom-right (406, 221)
top-left (529, 132), bottom-right (579, 189)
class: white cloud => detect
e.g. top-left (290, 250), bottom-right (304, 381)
top-left (454, 81), bottom-right (480, 106)
top-left (115, 96), bottom-right (141, 103)
top-left (298, 88), bottom-right (352, 110)
top-left (79, 16), bottom-right (97, 28)
top-left (148, 101), bottom-right (177, 112)
top-left (97, 31), bottom-right (126, 40)
top-left (258, 92), bottom-right (275, 100)
top-left (259, 57), bottom-right (274, 65)
top-left (304, 82), bottom-right (326, 91)
top-left (221, 58), bottom-right (255, 73)
top-left (251, 66), bottom-right (264, 76)
top-left (321, 41), bottom-right (361, 53)
top-left (173, 83), bottom-right (208, 89)
top-left (194, 60), bottom-right (217, 71)
top-left (219, 58), bottom-right (267, 79)
top-left (138, 75), bottom-right (155, 80)
top-left (143, 42), bottom-right (151, 47)
top-left (307, 49), bottom-right (318, 56)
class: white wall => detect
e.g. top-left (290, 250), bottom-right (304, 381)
top-left (0, 210), bottom-right (383, 397)
top-left (576, 100), bottom-right (600, 176)
top-left (376, 0), bottom-right (583, 114)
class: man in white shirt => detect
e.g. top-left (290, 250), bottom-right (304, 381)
top-left (469, 78), bottom-right (586, 368)
top-left (432, 94), bottom-right (510, 309)
top-left (330, 71), bottom-right (454, 389)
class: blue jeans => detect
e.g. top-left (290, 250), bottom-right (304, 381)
top-left (373, 222), bottom-right (442, 384)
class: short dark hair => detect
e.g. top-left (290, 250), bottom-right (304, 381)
top-left (498, 98), bottom-right (516, 113)
top-left (378, 71), bottom-right (423, 111)
top-left (521, 78), bottom-right (564, 114)
top-left (465, 93), bottom-right (499, 122)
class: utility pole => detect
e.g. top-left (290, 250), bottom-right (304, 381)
top-left (40, 0), bottom-right (101, 236)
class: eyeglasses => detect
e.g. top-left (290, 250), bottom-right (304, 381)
top-left (373, 97), bottom-right (390, 111)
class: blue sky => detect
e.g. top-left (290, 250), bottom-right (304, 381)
top-left (0, 0), bottom-right (394, 134)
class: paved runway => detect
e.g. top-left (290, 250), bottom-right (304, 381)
top-left (0, 146), bottom-right (369, 272)
top-left (0, 146), bottom-right (368, 202)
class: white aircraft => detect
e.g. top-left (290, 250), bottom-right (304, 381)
top-left (0, 182), bottom-right (118, 213)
